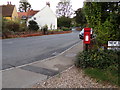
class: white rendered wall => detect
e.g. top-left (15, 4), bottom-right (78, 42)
top-left (28, 5), bottom-right (57, 30)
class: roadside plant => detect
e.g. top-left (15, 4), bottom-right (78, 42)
top-left (75, 50), bottom-right (119, 69)
top-left (28, 20), bottom-right (39, 31)
top-left (7, 22), bottom-right (20, 32)
top-left (19, 21), bottom-right (28, 32)
top-left (3, 20), bottom-right (20, 32)
top-left (19, 0), bottom-right (31, 12)
top-left (62, 27), bottom-right (70, 31)
top-left (83, 2), bottom-right (120, 46)
top-left (42, 24), bottom-right (48, 35)
top-left (58, 16), bottom-right (72, 28)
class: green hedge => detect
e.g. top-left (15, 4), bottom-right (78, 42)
top-left (62, 27), bottom-right (70, 31)
top-left (75, 50), bottom-right (119, 69)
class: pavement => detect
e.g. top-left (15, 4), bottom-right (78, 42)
top-left (2, 41), bottom-right (83, 88)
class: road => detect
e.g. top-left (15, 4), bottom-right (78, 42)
top-left (2, 30), bottom-right (81, 70)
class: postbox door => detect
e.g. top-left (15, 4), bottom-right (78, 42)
top-left (84, 28), bottom-right (91, 44)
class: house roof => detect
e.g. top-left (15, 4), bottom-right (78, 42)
top-left (32, 5), bottom-right (57, 19)
top-left (18, 12), bottom-right (28, 18)
top-left (18, 10), bottom-right (39, 18)
top-left (0, 5), bottom-right (15, 17)
top-left (27, 10), bottom-right (39, 16)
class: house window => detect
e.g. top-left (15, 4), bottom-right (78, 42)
top-left (14, 16), bottom-right (16, 19)
top-left (22, 16), bottom-right (27, 19)
top-left (34, 17), bottom-right (36, 20)
top-left (28, 16), bottom-right (32, 18)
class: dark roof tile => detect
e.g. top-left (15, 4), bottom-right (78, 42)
top-left (0, 5), bottom-right (15, 17)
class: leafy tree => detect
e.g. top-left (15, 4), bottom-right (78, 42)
top-left (74, 8), bottom-right (87, 27)
top-left (58, 16), bottom-right (72, 28)
top-left (28, 20), bottom-right (39, 31)
top-left (56, 0), bottom-right (73, 17)
top-left (2, 19), bottom-right (21, 38)
top-left (83, 2), bottom-right (120, 45)
top-left (19, 0), bottom-right (31, 12)
top-left (2, 18), bottom-right (10, 38)
top-left (6, 22), bottom-right (20, 32)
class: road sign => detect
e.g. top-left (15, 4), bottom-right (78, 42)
top-left (108, 41), bottom-right (120, 50)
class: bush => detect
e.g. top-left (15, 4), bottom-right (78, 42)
top-left (28, 20), bottom-right (39, 31)
top-left (62, 27), bottom-right (70, 31)
top-left (58, 16), bottom-right (72, 28)
top-left (41, 25), bottom-right (48, 35)
top-left (19, 21), bottom-right (28, 32)
top-left (75, 50), bottom-right (119, 69)
top-left (2, 19), bottom-right (21, 38)
top-left (5, 21), bottom-right (20, 32)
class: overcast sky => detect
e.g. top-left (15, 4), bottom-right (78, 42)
top-left (0, 0), bottom-right (85, 13)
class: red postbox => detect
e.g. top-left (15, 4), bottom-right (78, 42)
top-left (84, 28), bottom-right (91, 44)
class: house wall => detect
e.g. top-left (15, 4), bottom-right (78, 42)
top-left (4, 17), bottom-right (12, 20)
top-left (28, 5), bottom-right (57, 30)
top-left (12, 6), bottom-right (18, 21)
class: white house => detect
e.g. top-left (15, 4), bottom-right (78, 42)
top-left (27, 3), bottom-right (57, 30)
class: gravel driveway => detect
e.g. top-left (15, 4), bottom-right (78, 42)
top-left (33, 65), bottom-right (118, 88)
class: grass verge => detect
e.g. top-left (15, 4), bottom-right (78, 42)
top-left (84, 67), bottom-right (119, 86)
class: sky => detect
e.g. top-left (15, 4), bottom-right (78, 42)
top-left (0, 0), bottom-right (85, 13)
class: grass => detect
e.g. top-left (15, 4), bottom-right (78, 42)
top-left (84, 67), bottom-right (119, 86)
top-left (75, 50), bottom-right (119, 86)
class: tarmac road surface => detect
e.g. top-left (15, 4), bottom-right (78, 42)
top-left (2, 30), bottom-right (81, 70)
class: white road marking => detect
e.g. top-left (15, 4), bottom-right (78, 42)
top-left (1, 41), bottom-right (82, 72)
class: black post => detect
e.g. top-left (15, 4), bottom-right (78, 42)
top-left (85, 44), bottom-right (88, 51)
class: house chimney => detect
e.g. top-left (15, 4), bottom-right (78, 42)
top-left (10, 1), bottom-right (11, 5)
top-left (7, 1), bottom-right (9, 5)
top-left (46, 2), bottom-right (50, 7)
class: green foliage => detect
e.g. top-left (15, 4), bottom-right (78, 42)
top-left (84, 66), bottom-right (119, 86)
top-left (58, 16), bottom-right (72, 28)
top-left (76, 49), bottom-right (119, 86)
top-left (96, 20), bottom-right (114, 45)
top-left (2, 19), bottom-right (20, 32)
top-left (28, 20), bottom-right (39, 31)
top-left (2, 18), bottom-right (21, 38)
top-left (0, 16), bottom-right (2, 33)
top-left (5, 20), bottom-right (20, 32)
top-left (75, 50), bottom-right (119, 69)
top-left (48, 29), bottom-right (63, 32)
top-left (74, 8), bottom-right (87, 27)
top-left (62, 27), bottom-right (70, 31)
top-left (2, 19), bottom-right (10, 38)
top-left (19, 0), bottom-right (31, 12)
top-left (83, 2), bottom-right (120, 45)
top-left (19, 21), bottom-right (28, 32)
top-left (41, 24), bottom-right (48, 35)
top-left (84, 68), bottom-right (109, 81)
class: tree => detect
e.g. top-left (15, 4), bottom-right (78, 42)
top-left (19, 0), bottom-right (31, 12)
top-left (28, 20), bottom-right (39, 31)
top-left (56, 0), bottom-right (73, 17)
top-left (58, 16), bottom-right (72, 28)
top-left (74, 8), bottom-right (87, 27)
top-left (84, 2), bottom-right (120, 45)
